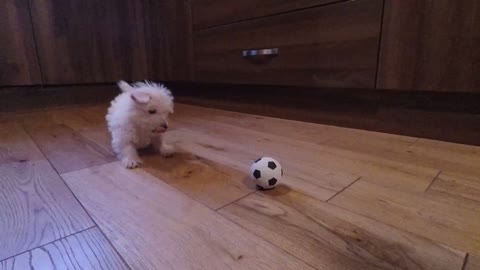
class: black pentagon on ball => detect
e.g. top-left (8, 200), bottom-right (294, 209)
top-left (254, 158), bottom-right (262, 163)
top-left (253, 169), bottom-right (261, 179)
top-left (268, 178), bottom-right (278, 186)
top-left (267, 161), bottom-right (277, 170)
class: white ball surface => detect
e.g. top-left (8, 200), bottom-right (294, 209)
top-left (250, 157), bottom-right (283, 189)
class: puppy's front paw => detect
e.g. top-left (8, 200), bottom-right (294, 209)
top-left (160, 144), bottom-right (175, 158)
top-left (122, 157), bottom-right (143, 169)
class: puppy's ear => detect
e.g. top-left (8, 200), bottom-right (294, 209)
top-left (117, 80), bottom-right (133, 92)
top-left (131, 92), bottom-right (151, 104)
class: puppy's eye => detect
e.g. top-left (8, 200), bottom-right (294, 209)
top-left (148, 109), bottom-right (157, 114)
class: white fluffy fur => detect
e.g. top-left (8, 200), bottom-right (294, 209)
top-left (106, 80), bottom-right (175, 168)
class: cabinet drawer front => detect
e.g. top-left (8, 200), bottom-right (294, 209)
top-left (194, 0), bottom-right (383, 88)
top-left (192, 0), bottom-right (344, 30)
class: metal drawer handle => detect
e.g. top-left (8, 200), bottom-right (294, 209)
top-left (242, 48), bottom-right (279, 58)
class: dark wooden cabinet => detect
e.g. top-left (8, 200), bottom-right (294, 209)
top-left (194, 0), bottom-right (383, 88)
top-left (2, 0), bottom-right (479, 94)
top-left (29, 0), bottom-right (190, 84)
top-left (378, 0), bottom-right (480, 92)
top-left (192, 0), bottom-right (344, 30)
top-left (0, 0), bottom-right (41, 86)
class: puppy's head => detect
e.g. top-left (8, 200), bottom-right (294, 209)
top-left (118, 80), bottom-right (174, 133)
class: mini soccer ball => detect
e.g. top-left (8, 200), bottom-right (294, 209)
top-left (250, 157), bottom-right (283, 189)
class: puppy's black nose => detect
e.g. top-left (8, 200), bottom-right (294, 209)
top-left (161, 123), bottom-right (168, 130)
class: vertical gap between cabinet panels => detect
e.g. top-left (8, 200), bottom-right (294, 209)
top-left (25, 0), bottom-right (46, 87)
top-left (374, 0), bottom-right (387, 89)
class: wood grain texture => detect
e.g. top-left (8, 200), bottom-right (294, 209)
top-left (173, 104), bottom-right (480, 191)
top-left (427, 172), bottom-right (480, 203)
top-left (378, 0), bottom-right (480, 92)
top-left (220, 192), bottom-right (466, 270)
top-left (0, 227), bottom-right (128, 270)
top-left (23, 113), bottom-right (115, 174)
top-left (0, 160), bottom-right (94, 261)
top-left (465, 255), bottom-right (480, 270)
top-left (192, 0), bottom-right (345, 29)
top-left (42, 106), bottom-right (114, 155)
top-left (194, 0), bottom-right (383, 88)
top-left (142, 152), bottom-right (255, 210)
top-left (169, 123), bottom-right (360, 201)
top-left (174, 103), bottom-right (417, 153)
top-left (329, 180), bottom-right (480, 256)
top-left (2, 103), bottom-right (480, 270)
top-left (62, 162), bottom-right (315, 270)
top-left (0, 122), bottom-right (44, 164)
top-left (313, 132), bottom-right (480, 190)
top-left (29, 0), bottom-right (190, 84)
top-left (142, 0), bottom-right (192, 81)
top-left (175, 83), bottom-right (480, 146)
top-left (0, 0), bottom-right (41, 86)
top-left (172, 114), bottom-right (437, 193)
top-left (406, 138), bottom-right (480, 177)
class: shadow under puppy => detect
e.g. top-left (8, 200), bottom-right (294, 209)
top-left (106, 80), bottom-right (175, 168)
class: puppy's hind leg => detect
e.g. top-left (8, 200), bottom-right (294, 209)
top-left (152, 136), bottom-right (175, 158)
top-left (120, 144), bottom-right (143, 169)
top-left (160, 143), bottom-right (175, 157)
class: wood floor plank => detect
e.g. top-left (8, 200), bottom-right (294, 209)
top-left (323, 136), bottom-right (480, 184)
top-left (427, 172), bottom-right (480, 203)
top-left (23, 113), bottom-right (115, 173)
top-left (2, 103), bottom-right (479, 270)
top-left (219, 191), bottom-right (466, 270)
top-left (141, 151), bottom-right (255, 210)
top-left (61, 162), bottom-right (315, 270)
top-left (176, 104), bottom-right (480, 192)
top-left (76, 104), bottom-right (109, 124)
top-left (0, 160), bottom-right (94, 261)
top-left (0, 122), bottom-right (44, 164)
top-left (44, 107), bottom-right (114, 155)
top-left (169, 127), bottom-right (359, 201)
top-left (329, 180), bottom-right (480, 256)
top-left (90, 105), bottom-right (480, 181)
top-left (74, 105), bottom-right (113, 152)
top-left (0, 227), bottom-right (129, 270)
top-left (172, 118), bottom-right (437, 193)
top-left (174, 104), bottom-right (417, 152)
top-left (47, 106), bottom-right (256, 209)
top-left (52, 103), bottom-right (433, 193)
top-left (465, 254), bottom-right (480, 270)
top-left (406, 138), bottom-right (480, 177)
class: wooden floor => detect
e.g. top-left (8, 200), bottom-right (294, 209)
top-left (1, 103), bottom-right (479, 270)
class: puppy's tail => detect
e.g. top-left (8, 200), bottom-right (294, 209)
top-left (117, 80), bottom-right (134, 92)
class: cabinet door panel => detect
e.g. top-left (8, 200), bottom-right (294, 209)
top-left (0, 0), bottom-right (41, 86)
top-left (378, 0), bottom-right (480, 92)
top-left (29, 0), bottom-right (190, 84)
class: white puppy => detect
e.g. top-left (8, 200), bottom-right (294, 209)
top-left (106, 80), bottom-right (175, 169)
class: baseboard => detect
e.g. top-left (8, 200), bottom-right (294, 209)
top-left (2, 82), bottom-right (479, 146)
top-left (171, 83), bottom-right (480, 146)
top-left (0, 84), bottom-right (118, 113)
